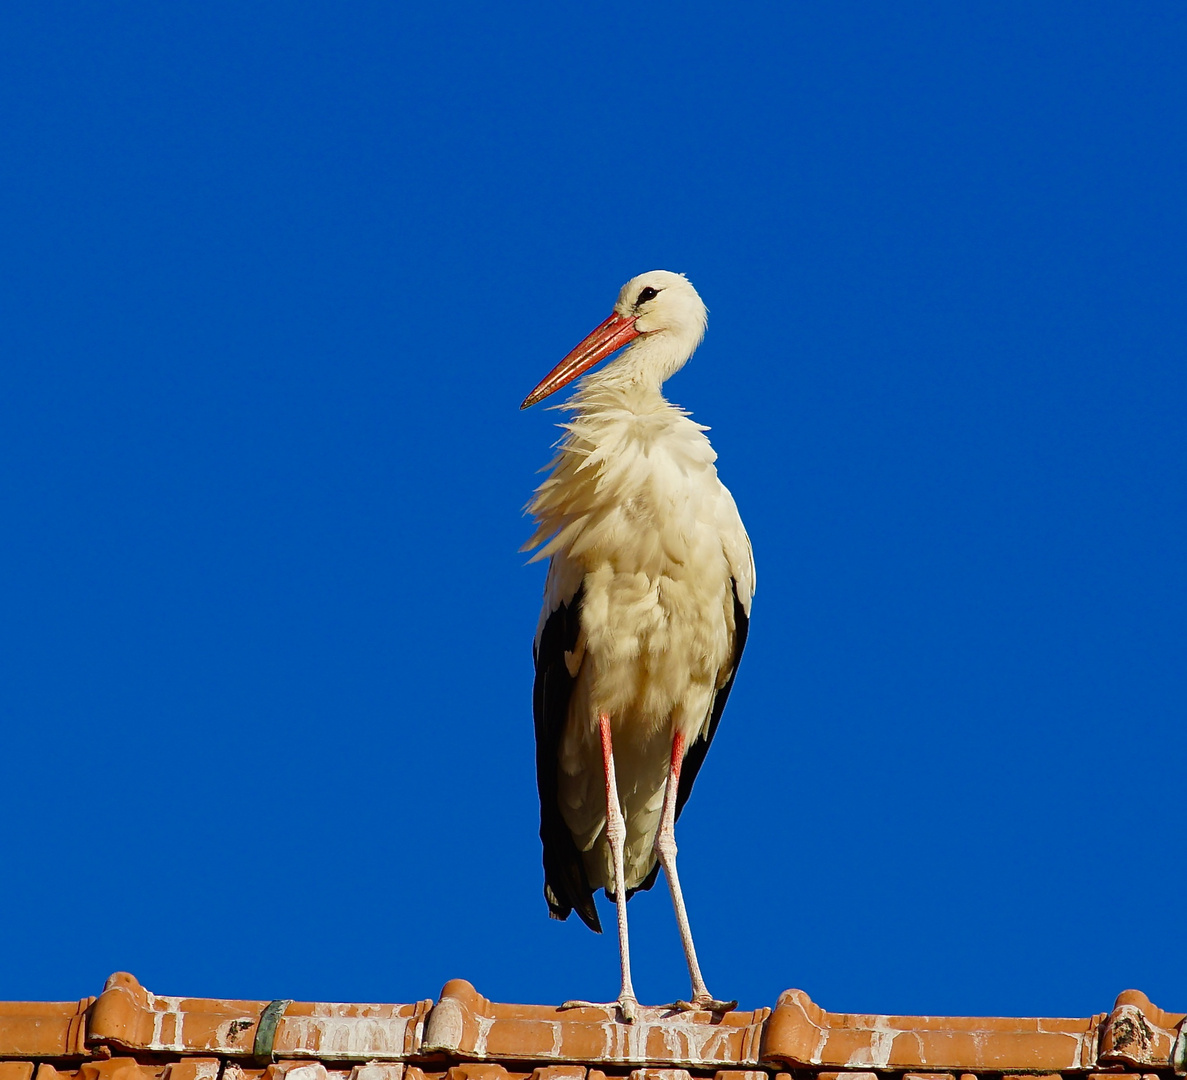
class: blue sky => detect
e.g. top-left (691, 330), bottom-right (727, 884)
top-left (2, 2), bottom-right (1184, 1020)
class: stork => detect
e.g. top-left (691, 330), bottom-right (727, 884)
top-left (521, 270), bottom-right (754, 1022)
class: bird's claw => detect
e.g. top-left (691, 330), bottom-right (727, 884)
top-left (560, 997), bottom-right (640, 1023)
top-left (666, 997), bottom-right (738, 1015)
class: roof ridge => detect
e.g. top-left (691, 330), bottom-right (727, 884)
top-left (0, 973), bottom-right (1182, 1077)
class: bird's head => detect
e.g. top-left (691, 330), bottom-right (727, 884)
top-left (521, 270), bottom-right (708, 408)
top-left (613, 270), bottom-right (708, 345)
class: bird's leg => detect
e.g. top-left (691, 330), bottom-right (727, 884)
top-left (562, 712), bottom-right (639, 1023)
top-left (656, 731), bottom-right (737, 1015)
top-left (601, 713), bottom-right (640, 1021)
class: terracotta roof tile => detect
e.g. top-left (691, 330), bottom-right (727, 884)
top-left (1, 973), bottom-right (1182, 1080)
top-left (761, 988), bottom-right (1110, 1072)
top-left (420, 980), bottom-right (769, 1068)
top-left (87, 974), bottom-right (432, 1063)
top-left (0, 997), bottom-right (94, 1058)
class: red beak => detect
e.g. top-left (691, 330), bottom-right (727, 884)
top-left (521, 312), bottom-right (640, 409)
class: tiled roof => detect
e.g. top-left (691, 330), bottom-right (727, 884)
top-left (1, 973), bottom-right (1183, 1080)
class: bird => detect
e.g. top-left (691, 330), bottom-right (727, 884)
top-left (521, 270), bottom-right (755, 1022)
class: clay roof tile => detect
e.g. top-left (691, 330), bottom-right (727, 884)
top-left (0, 973), bottom-right (1181, 1080)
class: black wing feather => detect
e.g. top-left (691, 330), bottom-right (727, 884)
top-left (533, 584), bottom-right (602, 932)
top-left (626, 578), bottom-right (750, 898)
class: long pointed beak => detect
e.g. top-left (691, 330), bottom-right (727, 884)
top-left (520, 312), bottom-right (640, 409)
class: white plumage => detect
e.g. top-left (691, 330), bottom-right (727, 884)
top-left (523, 270), bottom-right (754, 1022)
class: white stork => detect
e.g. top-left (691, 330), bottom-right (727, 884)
top-left (521, 270), bottom-right (755, 1022)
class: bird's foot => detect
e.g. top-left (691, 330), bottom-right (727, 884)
top-left (560, 995), bottom-right (640, 1023)
top-left (665, 995), bottom-right (738, 1015)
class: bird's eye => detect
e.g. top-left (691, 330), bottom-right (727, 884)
top-left (636, 286), bottom-right (660, 306)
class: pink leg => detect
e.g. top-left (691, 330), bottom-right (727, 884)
top-left (655, 732), bottom-right (736, 1013)
top-left (600, 713), bottom-right (639, 1020)
top-left (562, 713), bottom-right (639, 1022)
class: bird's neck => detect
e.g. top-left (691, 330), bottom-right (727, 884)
top-left (573, 333), bottom-right (692, 409)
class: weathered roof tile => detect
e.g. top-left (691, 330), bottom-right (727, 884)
top-left (761, 988), bottom-right (1104, 1071)
top-left (422, 980), bottom-right (769, 1069)
top-left (1100, 992), bottom-right (1186, 1070)
top-left (0, 998), bottom-right (94, 1058)
top-left (90, 974), bottom-right (431, 1063)
top-left (1, 972), bottom-right (1182, 1080)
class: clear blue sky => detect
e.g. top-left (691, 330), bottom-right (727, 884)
top-left (3, 2), bottom-right (1183, 1019)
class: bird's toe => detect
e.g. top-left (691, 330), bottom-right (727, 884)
top-left (559, 998), bottom-right (640, 1024)
top-left (666, 996), bottom-right (738, 1015)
